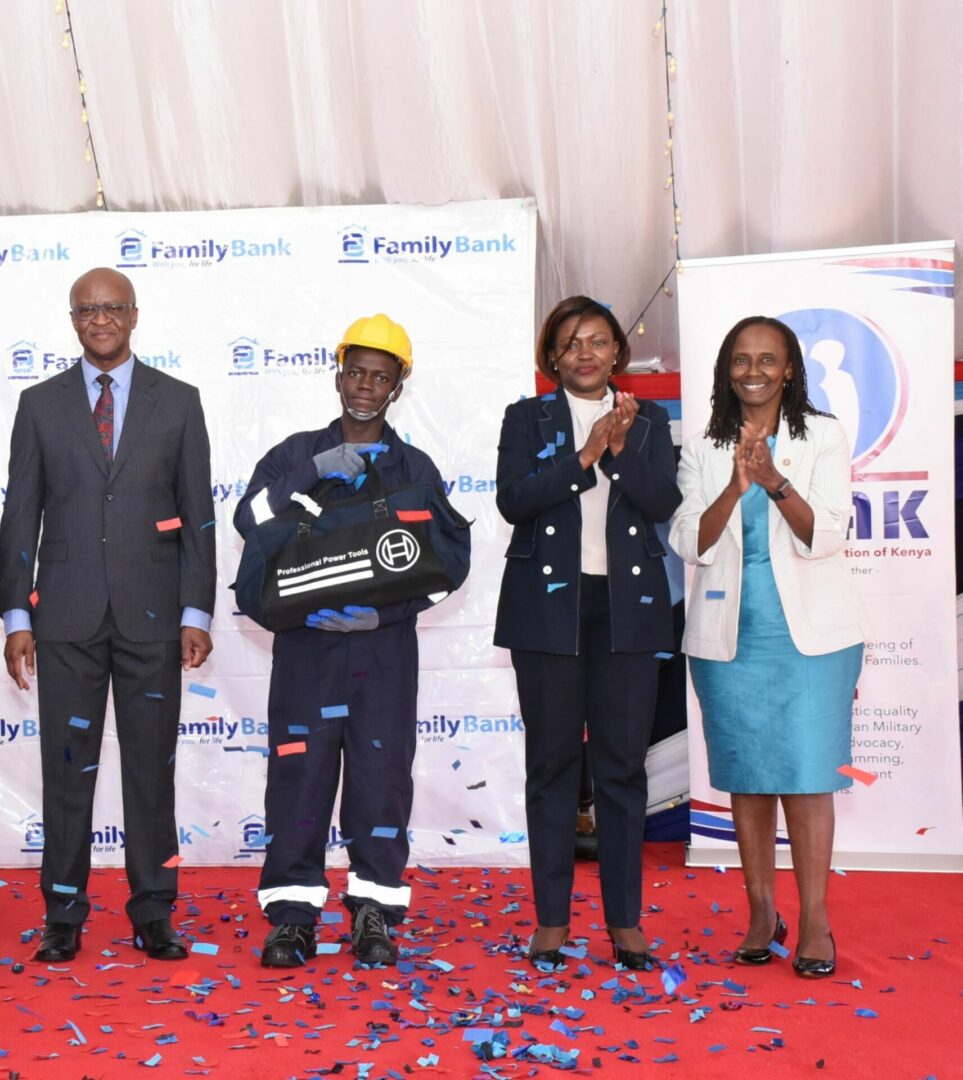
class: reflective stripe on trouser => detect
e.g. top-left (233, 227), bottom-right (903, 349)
top-left (258, 883), bottom-right (329, 915)
top-left (258, 619), bottom-right (419, 928)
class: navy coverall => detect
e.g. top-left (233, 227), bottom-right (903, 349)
top-left (235, 418), bottom-right (469, 927)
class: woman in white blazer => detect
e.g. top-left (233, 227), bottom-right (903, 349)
top-left (669, 316), bottom-right (868, 979)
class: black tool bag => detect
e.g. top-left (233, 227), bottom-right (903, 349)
top-left (233, 463), bottom-right (471, 632)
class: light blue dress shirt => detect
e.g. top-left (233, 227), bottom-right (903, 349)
top-left (3, 354), bottom-right (212, 637)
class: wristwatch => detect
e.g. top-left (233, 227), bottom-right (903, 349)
top-left (768, 478), bottom-right (793, 502)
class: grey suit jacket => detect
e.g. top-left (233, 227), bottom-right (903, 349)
top-left (0, 357), bottom-right (216, 643)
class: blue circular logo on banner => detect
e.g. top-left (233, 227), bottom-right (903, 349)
top-left (778, 308), bottom-right (906, 466)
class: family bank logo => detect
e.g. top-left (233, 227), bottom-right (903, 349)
top-left (115, 227), bottom-right (293, 270)
top-left (5, 340), bottom-right (82, 382)
top-left (0, 240), bottom-right (70, 267)
top-left (227, 335), bottom-right (338, 376)
top-left (418, 712), bottom-right (524, 744)
top-left (337, 222), bottom-right (518, 265)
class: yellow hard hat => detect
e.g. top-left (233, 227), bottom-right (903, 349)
top-left (336, 313), bottom-right (413, 371)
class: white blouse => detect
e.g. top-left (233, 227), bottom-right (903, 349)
top-left (565, 388), bottom-right (614, 576)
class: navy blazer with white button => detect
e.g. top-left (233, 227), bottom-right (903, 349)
top-left (493, 388), bottom-right (681, 656)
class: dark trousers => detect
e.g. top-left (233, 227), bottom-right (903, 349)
top-left (512, 574), bottom-right (659, 927)
top-left (36, 607), bottom-right (182, 925)
top-left (259, 619), bottom-right (419, 928)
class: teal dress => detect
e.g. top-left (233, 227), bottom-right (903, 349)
top-left (689, 447), bottom-right (863, 794)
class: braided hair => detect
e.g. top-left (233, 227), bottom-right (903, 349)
top-left (705, 315), bottom-right (823, 447)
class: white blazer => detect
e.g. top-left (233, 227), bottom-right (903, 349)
top-left (669, 414), bottom-right (869, 660)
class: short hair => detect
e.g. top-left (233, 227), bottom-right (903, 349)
top-left (536, 295), bottom-right (630, 383)
top-left (705, 315), bottom-right (822, 446)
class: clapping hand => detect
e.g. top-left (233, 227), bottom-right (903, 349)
top-left (607, 391), bottom-right (638, 456)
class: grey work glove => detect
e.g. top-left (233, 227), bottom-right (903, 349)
top-left (305, 606), bottom-right (380, 632)
top-left (312, 444), bottom-right (366, 483)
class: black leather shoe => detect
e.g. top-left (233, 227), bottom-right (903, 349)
top-left (351, 904), bottom-right (398, 965)
top-left (132, 919), bottom-right (188, 960)
top-left (34, 922), bottom-right (82, 962)
top-left (607, 931), bottom-right (656, 971)
top-left (734, 913), bottom-right (788, 966)
top-left (527, 926), bottom-right (569, 969)
top-left (793, 932), bottom-right (836, 978)
top-left (261, 923), bottom-right (317, 968)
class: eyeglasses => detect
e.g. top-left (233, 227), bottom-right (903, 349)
top-left (71, 303), bottom-right (134, 322)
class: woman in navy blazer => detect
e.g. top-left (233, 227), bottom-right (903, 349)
top-left (494, 296), bottom-right (681, 968)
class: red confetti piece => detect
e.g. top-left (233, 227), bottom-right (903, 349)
top-left (396, 509), bottom-right (432, 521)
top-left (29, 590), bottom-right (39, 607)
top-left (916, 826), bottom-right (936, 835)
top-left (156, 517), bottom-right (183, 531)
top-left (837, 764), bottom-right (877, 785)
top-left (278, 741), bottom-right (307, 756)
top-left (162, 854), bottom-right (183, 868)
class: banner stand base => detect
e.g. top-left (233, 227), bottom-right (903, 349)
top-left (686, 845), bottom-right (963, 874)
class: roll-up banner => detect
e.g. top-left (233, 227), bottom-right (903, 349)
top-left (678, 241), bottom-right (963, 872)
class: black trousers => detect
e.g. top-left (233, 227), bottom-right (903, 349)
top-left (258, 619), bottom-right (419, 928)
top-left (36, 607), bottom-right (182, 925)
top-left (512, 574), bottom-right (659, 928)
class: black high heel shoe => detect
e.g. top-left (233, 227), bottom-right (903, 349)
top-left (733, 913), bottom-right (788, 966)
top-left (607, 930), bottom-right (656, 970)
top-left (793, 932), bottom-right (836, 978)
top-left (527, 927), bottom-right (569, 968)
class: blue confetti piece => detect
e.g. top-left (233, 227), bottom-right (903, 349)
top-left (146, 610), bottom-right (156, 619)
top-left (452, 760), bottom-right (461, 770)
top-left (320, 911), bottom-right (343, 923)
top-left (536, 443), bottom-right (557, 459)
top-left (654, 652), bottom-right (674, 660)
top-left (245, 832), bottom-right (273, 848)
top-left (372, 738), bottom-right (382, 749)
top-left (321, 704), bottom-right (349, 719)
top-left (315, 942), bottom-right (342, 954)
top-left (20, 550), bottom-right (30, 567)
top-left (188, 684), bottom-right (216, 698)
top-left (200, 520), bottom-right (216, 529)
top-left (188, 823), bottom-right (210, 838)
top-left (145, 692), bottom-right (164, 700)
top-left (287, 725), bottom-right (309, 735)
top-left (640, 595), bottom-right (653, 604)
top-left (52, 883), bottom-right (78, 895)
top-left (540, 392), bottom-right (557, 401)
top-left (354, 473), bottom-right (367, 490)
top-left (547, 582), bottom-right (568, 593)
top-left (499, 831), bottom-right (526, 843)
top-left (68, 716), bottom-right (90, 729)
top-left (464, 1026), bottom-right (495, 1041)
top-left (661, 962), bottom-right (687, 995)
top-left (654, 1054), bottom-right (678, 1064)
top-left (706, 590), bottom-right (725, 600)
top-left (190, 942), bottom-right (219, 956)
top-left (769, 939), bottom-right (790, 959)
top-left (708, 1044), bottom-right (726, 1053)
top-left (371, 826), bottom-right (399, 839)
top-left (854, 1008), bottom-right (878, 1019)
top-left (143, 1052), bottom-right (162, 1067)
top-left (65, 1019), bottom-right (87, 1045)
top-left (81, 764), bottom-right (100, 773)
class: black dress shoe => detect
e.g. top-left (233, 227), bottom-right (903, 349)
top-left (607, 931), bottom-right (656, 971)
top-left (734, 913), bottom-right (788, 966)
top-left (793, 932), bottom-right (836, 978)
top-left (527, 926), bottom-right (569, 969)
top-left (351, 904), bottom-right (398, 965)
top-left (261, 923), bottom-right (317, 968)
top-left (34, 922), bottom-right (82, 962)
top-left (132, 918), bottom-right (188, 960)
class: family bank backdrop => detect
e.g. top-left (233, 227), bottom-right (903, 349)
top-left (0, 200), bottom-right (541, 867)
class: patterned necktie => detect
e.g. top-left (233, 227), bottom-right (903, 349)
top-left (93, 373), bottom-right (114, 464)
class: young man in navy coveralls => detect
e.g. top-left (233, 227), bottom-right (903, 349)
top-left (234, 314), bottom-right (470, 967)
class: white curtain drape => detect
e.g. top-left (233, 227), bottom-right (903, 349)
top-left (2, 0), bottom-right (960, 361)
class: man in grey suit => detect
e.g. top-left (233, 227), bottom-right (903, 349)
top-left (0, 267), bottom-right (216, 962)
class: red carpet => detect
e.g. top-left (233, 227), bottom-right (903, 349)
top-left (1, 843), bottom-right (959, 1079)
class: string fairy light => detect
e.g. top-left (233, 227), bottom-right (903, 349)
top-left (57, 0), bottom-right (108, 208)
top-left (628, 1), bottom-right (683, 339)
